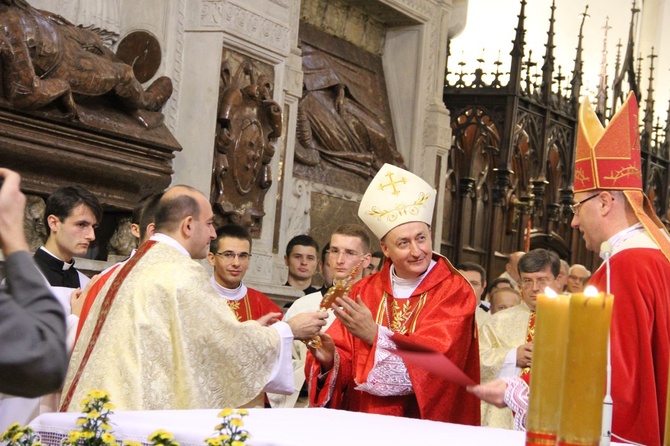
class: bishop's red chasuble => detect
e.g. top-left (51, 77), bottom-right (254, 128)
top-left (306, 254), bottom-right (480, 425)
top-left (590, 242), bottom-right (670, 446)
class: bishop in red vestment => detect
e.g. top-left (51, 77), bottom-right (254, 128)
top-left (571, 93), bottom-right (670, 446)
top-left (305, 164), bottom-right (480, 425)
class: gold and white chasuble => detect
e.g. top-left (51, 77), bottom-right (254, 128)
top-left (61, 241), bottom-right (280, 411)
top-left (478, 302), bottom-right (531, 429)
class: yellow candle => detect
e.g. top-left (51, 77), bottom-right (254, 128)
top-left (526, 289), bottom-right (570, 446)
top-left (557, 287), bottom-right (613, 446)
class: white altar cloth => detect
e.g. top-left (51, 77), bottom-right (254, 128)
top-left (31, 408), bottom-right (527, 445)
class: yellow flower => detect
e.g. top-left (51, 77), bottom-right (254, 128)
top-left (80, 431), bottom-right (95, 439)
top-left (81, 397), bottom-right (92, 406)
top-left (149, 429), bottom-right (174, 441)
top-left (101, 423), bottom-right (112, 431)
top-left (218, 408), bottom-right (233, 418)
top-left (76, 418), bottom-right (87, 426)
top-left (236, 409), bottom-right (248, 416)
top-left (101, 433), bottom-right (116, 444)
top-left (11, 432), bottom-right (23, 442)
top-left (204, 438), bottom-right (220, 446)
top-left (67, 431), bottom-right (81, 442)
top-left (86, 411), bottom-right (100, 419)
top-left (88, 390), bottom-right (109, 399)
top-left (102, 402), bottom-right (116, 410)
top-left (217, 434), bottom-right (230, 441)
top-left (230, 419), bottom-right (243, 428)
top-left (231, 442), bottom-right (245, 446)
top-left (123, 441), bottom-right (143, 446)
top-left (33, 442), bottom-right (43, 446)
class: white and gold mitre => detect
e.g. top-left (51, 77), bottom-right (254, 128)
top-left (358, 163), bottom-right (436, 239)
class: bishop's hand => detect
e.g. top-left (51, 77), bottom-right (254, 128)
top-left (333, 295), bottom-right (377, 345)
top-left (307, 332), bottom-right (335, 373)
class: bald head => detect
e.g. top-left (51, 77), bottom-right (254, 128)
top-left (154, 185), bottom-right (215, 259)
top-left (506, 251), bottom-right (525, 283)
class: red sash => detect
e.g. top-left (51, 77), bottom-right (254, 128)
top-left (60, 240), bottom-right (157, 411)
top-left (519, 311), bottom-right (535, 386)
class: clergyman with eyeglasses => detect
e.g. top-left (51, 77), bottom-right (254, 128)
top-left (478, 249), bottom-right (561, 429)
top-left (268, 224), bottom-right (372, 408)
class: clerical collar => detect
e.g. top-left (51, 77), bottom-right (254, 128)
top-left (210, 275), bottom-right (248, 301)
top-left (150, 233), bottom-right (190, 258)
top-left (389, 259), bottom-right (437, 299)
top-left (602, 223), bottom-right (644, 259)
top-left (38, 246), bottom-right (75, 270)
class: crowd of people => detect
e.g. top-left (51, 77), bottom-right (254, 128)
top-left (1, 93), bottom-right (670, 446)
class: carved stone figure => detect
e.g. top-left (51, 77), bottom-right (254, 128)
top-left (295, 43), bottom-right (404, 178)
top-left (211, 50), bottom-right (281, 237)
top-left (0, 0), bottom-right (172, 128)
top-left (23, 194), bottom-right (46, 252)
top-left (107, 217), bottom-right (135, 257)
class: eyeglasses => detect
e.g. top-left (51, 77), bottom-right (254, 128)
top-left (328, 247), bottom-right (362, 260)
top-left (569, 193), bottom-right (601, 214)
top-left (520, 277), bottom-right (555, 289)
top-left (213, 251), bottom-right (251, 261)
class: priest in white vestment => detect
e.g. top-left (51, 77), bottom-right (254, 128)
top-left (60, 185), bottom-right (327, 411)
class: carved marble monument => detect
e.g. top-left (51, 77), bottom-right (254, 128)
top-left (15, 0), bottom-right (467, 301)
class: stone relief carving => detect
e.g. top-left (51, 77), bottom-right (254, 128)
top-left (294, 41), bottom-right (404, 179)
top-left (211, 48), bottom-right (282, 238)
top-left (23, 194), bottom-right (46, 252)
top-left (0, 0), bottom-right (172, 129)
top-left (62, 0), bottom-right (120, 46)
top-left (107, 217), bottom-right (135, 257)
top-left (199, 2), bottom-right (290, 55)
top-left (285, 178), bottom-right (311, 240)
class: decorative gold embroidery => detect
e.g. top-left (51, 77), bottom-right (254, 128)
top-left (604, 164), bottom-right (641, 184)
top-left (367, 192), bottom-right (430, 222)
top-left (226, 301), bottom-right (242, 321)
top-left (379, 292), bottom-right (427, 335)
top-left (574, 168), bottom-right (589, 184)
top-left (378, 171), bottom-right (407, 196)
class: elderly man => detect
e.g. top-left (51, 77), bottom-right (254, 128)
top-left (61, 185), bottom-right (327, 411)
top-left (305, 164), bottom-right (480, 424)
top-left (570, 93), bottom-right (670, 445)
top-left (479, 249), bottom-right (560, 429)
top-left (566, 264), bottom-right (590, 293)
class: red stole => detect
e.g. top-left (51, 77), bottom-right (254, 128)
top-left (520, 311), bottom-right (535, 386)
top-left (60, 240), bottom-right (157, 411)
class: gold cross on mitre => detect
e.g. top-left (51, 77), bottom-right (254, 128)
top-left (378, 171), bottom-right (407, 196)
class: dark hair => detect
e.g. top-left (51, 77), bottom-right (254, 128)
top-left (285, 234), bottom-right (319, 258)
top-left (371, 251), bottom-right (384, 271)
top-left (321, 242), bottom-right (331, 264)
top-left (456, 262), bottom-right (487, 283)
top-left (211, 224), bottom-right (252, 253)
top-left (154, 187), bottom-right (200, 233)
top-left (332, 224), bottom-right (371, 253)
top-left (44, 185), bottom-right (102, 236)
top-left (518, 249), bottom-right (561, 277)
top-left (137, 193), bottom-right (163, 241)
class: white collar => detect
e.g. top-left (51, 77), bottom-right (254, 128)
top-left (150, 233), bottom-right (191, 258)
top-left (39, 246), bottom-right (74, 270)
top-left (389, 259), bottom-right (437, 299)
top-left (601, 223), bottom-right (644, 259)
top-left (210, 275), bottom-right (248, 301)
